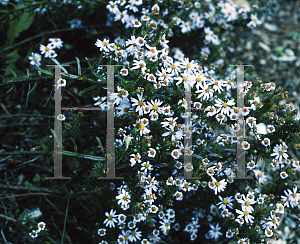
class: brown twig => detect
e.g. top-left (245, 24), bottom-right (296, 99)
top-left (0, 214), bottom-right (17, 223)
top-left (0, 104), bottom-right (11, 116)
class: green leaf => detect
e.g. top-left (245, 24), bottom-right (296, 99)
top-left (51, 58), bottom-right (69, 73)
top-left (0, 75), bottom-right (5, 83)
top-left (79, 83), bottom-right (102, 94)
top-left (5, 3), bottom-right (35, 46)
top-left (5, 67), bottom-right (17, 79)
top-left (31, 65), bottom-right (54, 76)
top-left (76, 57), bottom-right (81, 76)
top-left (85, 57), bottom-right (101, 79)
top-left (28, 81), bottom-right (38, 94)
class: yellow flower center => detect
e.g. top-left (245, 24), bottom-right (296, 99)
top-left (258, 173), bottom-right (262, 177)
top-left (223, 199), bottom-right (228, 204)
top-left (216, 182), bottom-right (220, 187)
top-left (45, 47), bottom-right (50, 51)
top-left (138, 101), bottom-right (144, 106)
top-left (108, 215), bottom-right (113, 220)
top-left (153, 105), bottom-right (158, 110)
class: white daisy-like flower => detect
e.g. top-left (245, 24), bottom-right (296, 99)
top-left (29, 230), bottom-right (38, 239)
top-left (265, 228), bottom-right (273, 238)
top-left (247, 160), bottom-right (256, 170)
top-left (241, 141), bottom-right (250, 150)
top-left (131, 93), bottom-right (146, 116)
top-left (162, 125), bottom-right (184, 141)
top-left (49, 38), bottom-right (63, 49)
top-left (171, 149), bottom-right (181, 160)
top-left (116, 101), bottom-right (132, 116)
top-left (209, 177), bottom-right (227, 195)
top-left (128, 228), bottom-right (142, 242)
top-left (280, 171), bottom-right (288, 179)
top-left (37, 222), bottom-right (46, 232)
top-left (147, 98), bottom-right (163, 114)
top-left (276, 203), bottom-right (284, 214)
top-left (28, 52), bottom-right (42, 66)
top-left (57, 78), bottom-right (66, 88)
top-left (214, 98), bottom-right (235, 116)
top-left (141, 161), bottom-right (153, 171)
top-left (132, 59), bottom-right (147, 73)
top-left (57, 114), bottom-right (66, 121)
top-left (147, 148), bottom-right (156, 158)
top-left (98, 228), bottom-right (106, 236)
top-left (103, 209), bottom-right (118, 228)
top-left (195, 82), bottom-right (214, 100)
top-left (253, 169), bottom-right (268, 184)
top-left (261, 138), bottom-right (270, 147)
top-left (116, 189), bottom-right (131, 210)
top-left (159, 218), bottom-right (171, 235)
top-left (40, 43), bottom-right (54, 58)
top-left (236, 208), bottom-right (254, 224)
top-left (208, 223), bottom-right (223, 240)
top-left (226, 229), bottom-right (235, 238)
top-left (267, 125), bottom-right (275, 133)
top-left (95, 38), bottom-right (113, 52)
top-left (271, 144), bottom-right (289, 162)
top-left (118, 214), bottom-right (127, 223)
top-left (106, 1), bottom-right (119, 14)
top-left (120, 68), bottom-right (129, 76)
top-left (130, 153), bottom-right (141, 166)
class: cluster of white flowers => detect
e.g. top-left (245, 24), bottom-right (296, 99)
top-left (91, 21), bottom-right (300, 242)
top-left (105, 0), bottom-right (264, 62)
top-left (28, 38), bottom-right (63, 66)
top-left (29, 222), bottom-right (46, 239)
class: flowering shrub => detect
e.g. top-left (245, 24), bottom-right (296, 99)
top-left (105, 0), bottom-right (264, 65)
top-left (1, 0), bottom-right (300, 243)
top-left (71, 17), bottom-right (299, 243)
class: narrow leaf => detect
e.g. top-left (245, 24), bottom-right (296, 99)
top-left (76, 57), bottom-right (81, 76)
top-left (51, 58), bottom-right (68, 73)
top-left (6, 67), bottom-right (17, 79)
top-left (28, 81), bottom-right (38, 95)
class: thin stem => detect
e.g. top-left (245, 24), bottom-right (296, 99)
top-left (0, 25), bottom-right (102, 54)
top-left (0, 114), bottom-right (54, 119)
top-left (0, 151), bottom-right (52, 156)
